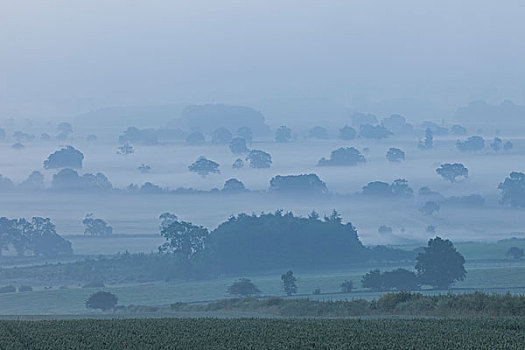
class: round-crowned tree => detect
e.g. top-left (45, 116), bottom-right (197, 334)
top-left (86, 291), bottom-right (118, 311)
top-left (386, 148), bottom-right (405, 162)
top-left (227, 278), bottom-right (261, 296)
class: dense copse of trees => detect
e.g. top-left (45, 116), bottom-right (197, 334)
top-left (44, 146), bottom-right (84, 169)
top-left (499, 172), bottom-right (525, 207)
top-left (119, 127), bottom-right (158, 145)
top-left (275, 126), bottom-right (292, 143)
top-left (362, 179), bottom-right (413, 197)
top-left (246, 150), bottom-right (272, 168)
top-left (83, 214), bottom-right (113, 237)
top-left (436, 163), bottom-right (468, 182)
top-left (456, 136), bottom-right (485, 151)
top-left (269, 174), bottom-right (328, 195)
top-left (359, 124), bottom-right (392, 139)
top-left (0, 217), bottom-right (72, 258)
top-left (338, 126), bottom-right (356, 140)
top-left (52, 169), bottom-right (112, 192)
top-left (362, 237), bottom-right (465, 291)
top-left (490, 137), bottom-right (514, 152)
top-left (386, 148), bottom-right (405, 162)
top-left (318, 147), bottom-right (366, 166)
top-left (188, 157), bottom-right (220, 176)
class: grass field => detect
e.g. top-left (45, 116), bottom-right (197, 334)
top-left (1, 318), bottom-right (524, 349)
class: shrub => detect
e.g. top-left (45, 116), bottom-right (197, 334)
top-left (86, 291), bottom-right (118, 311)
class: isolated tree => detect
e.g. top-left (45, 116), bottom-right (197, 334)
top-left (117, 142), bottom-right (134, 155)
top-left (44, 146), bottom-right (84, 169)
top-left (416, 237), bottom-right (466, 289)
top-left (82, 214), bottom-right (113, 237)
top-left (86, 291), bottom-right (118, 311)
top-left (188, 157), bottom-right (220, 176)
top-left (281, 270), bottom-right (297, 296)
top-left (222, 178), bottom-right (246, 193)
top-left (229, 137), bottom-right (249, 155)
top-left (362, 181), bottom-right (392, 196)
top-left (185, 131), bottom-right (205, 145)
top-left (56, 122), bottom-right (73, 140)
top-left (227, 278), bottom-right (261, 296)
top-left (490, 137), bottom-right (503, 152)
top-left (318, 147), bottom-right (366, 166)
top-left (237, 127), bottom-right (253, 143)
top-left (418, 128), bottom-right (433, 150)
top-left (436, 163), bottom-right (468, 182)
top-left (507, 247), bottom-right (524, 260)
top-left (211, 128), bottom-right (233, 145)
top-left (308, 126), bottom-right (329, 139)
top-left (386, 148), bottom-right (405, 162)
top-left (339, 126), bottom-right (357, 140)
top-left (275, 126), bottom-right (292, 143)
top-left (159, 220), bottom-right (209, 263)
top-left (420, 201), bottom-right (440, 216)
top-left (246, 150), bottom-right (272, 168)
top-left (269, 174), bottom-right (328, 195)
top-left (232, 158), bottom-right (244, 169)
top-left (340, 280), bottom-right (354, 293)
top-left (498, 172), bottom-right (525, 207)
top-left (361, 269), bottom-right (383, 291)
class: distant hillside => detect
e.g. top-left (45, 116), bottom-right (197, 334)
top-left (168, 104), bottom-right (271, 136)
top-left (454, 100), bottom-right (525, 123)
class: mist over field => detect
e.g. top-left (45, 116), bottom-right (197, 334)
top-left (3, 3), bottom-right (525, 344)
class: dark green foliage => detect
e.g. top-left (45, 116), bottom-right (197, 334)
top-left (227, 278), bottom-right (261, 296)
top-left (246, 150), bottom-right (272, 168)
top-left (499, 171), bottom-right (525, 207)
top-left (208, 212), bottom-right (367, 273)
top-left (318, 147), bottom-right (366, 166)
top-left (416, 237), bottom-right (466, 289)
top-left (275, 126), bottom-right (292, 143)
top-left (281, 270), bottom-right (297, 296)
top-left (456, 136), bottom-right (485, 151)
top-left (507, 247), bottom-right (524, 259)
top-left (159, 221), bottom-right (209, 263)
top-left (43, 146), bottom-right (84, 169)
top-left (2, 317), bottom-right (525, 349)
top-left (381, 269), bottom-right (419, 291)
top-left (386, 147), bottom-right (405, 162)
top-left (188, 157), bottom-right (220, 176)
top-left (269, 174), bottom-right (328, 194)
top-left (436, 163), bottom-right (468, 182)
top-left (340, 280), bottom-right (353, 293)
top-left (86, 291), bottom-right (118, 311)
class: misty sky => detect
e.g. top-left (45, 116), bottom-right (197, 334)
top-left (1, 0), bottom-right (525, 120)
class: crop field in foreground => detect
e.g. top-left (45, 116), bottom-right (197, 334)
top-left (0, 318), bottom-right (524, 350)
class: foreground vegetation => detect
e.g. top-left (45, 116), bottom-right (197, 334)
top-left (1, 317), bottom-right (524, 349)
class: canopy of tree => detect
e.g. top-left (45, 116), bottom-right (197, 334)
top-left (499, 172), bottom-right (525, 207)
top-left (246, 150), bottom-right (272, 168)
top-left (275, 126), bottom-right (292, 143)
top-left (51, 169), bottom-right (112, 192)
top-left (456, 136), bottom-right (485, 151)
top-left (359, 124), bottom-right (392, 139)
top-left (436, 163), bottom-right (468, 182)
top-left (43, 146), bottom-right (84, 169)
top-left (188, 157), bottom-right (220, 176)
top-left (318, 147), bottom-right (366, 166)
